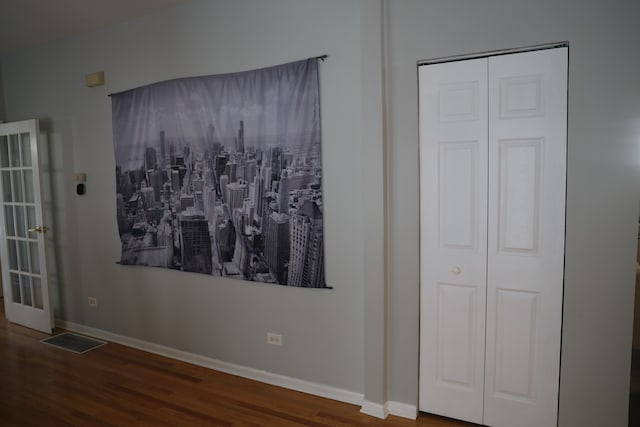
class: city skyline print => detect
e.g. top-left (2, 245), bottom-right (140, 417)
top-left (111, 58), bottom-right (327, 288)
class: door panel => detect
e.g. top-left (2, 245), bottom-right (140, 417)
top-left (494, 289), bottom-right (538, 402)
top-left (498, 138), bottom-right (542, 254)
top-left (419, 58), bottom-right (488, 424)
top-left (0, 119), bottom-right (53, 334)
top-left (484, 47), bottom-right (567, 427)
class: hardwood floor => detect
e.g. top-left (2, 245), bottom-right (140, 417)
top-left (0, 298), bottom-right (478, 426)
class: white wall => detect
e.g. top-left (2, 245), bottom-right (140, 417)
top-left (385, 1), bottom-right (640, 426)
top-left (1, 0), bottom-right (366, 394)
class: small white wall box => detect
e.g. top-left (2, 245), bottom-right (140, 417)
top-left (85, 71), bottom-right (105, 87)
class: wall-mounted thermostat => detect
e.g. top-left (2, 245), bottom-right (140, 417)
top-left (75, 173), bottom-right (86, 195)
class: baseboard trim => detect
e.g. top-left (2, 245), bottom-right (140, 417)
top-left (388, 401), bottom-right (418, 420)
top-left (55, 319), bottom-right (418, 421)
top-left (360, 400), bottom-right (389, 419)
top-left (56, 319), bottom-right (363, 407)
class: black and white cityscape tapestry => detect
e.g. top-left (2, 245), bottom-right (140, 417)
top-left (111, 58), bottom-right (326, 288)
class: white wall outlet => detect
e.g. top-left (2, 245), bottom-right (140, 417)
top-left (88, 297), bottom-right (98, 307)
top-left (267, 332), bottom-right (283, 346)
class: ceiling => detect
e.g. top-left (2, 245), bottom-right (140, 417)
top-left (0, 0), bottom-right (190, 55)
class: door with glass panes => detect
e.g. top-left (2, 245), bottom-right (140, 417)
top-left (0, 119), bottom-right (53, 334)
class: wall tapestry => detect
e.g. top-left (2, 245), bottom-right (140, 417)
top-left (111, 58), bottom-right (327, 288)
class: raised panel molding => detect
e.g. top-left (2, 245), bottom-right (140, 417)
top-left (499, 74), bottom-right (544, 119)
top-left (439, 81), bottom-right (480, 122)
top-left (437, 283), bottom-right (477, 390)
top-left (493, 289), bottom-right (539, 403)
top-left (498, 138), bottom-right (543, 255)
top-left (438, 141), bottom-right (478, 250)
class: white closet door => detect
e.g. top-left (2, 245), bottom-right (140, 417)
top-left (418, 58), bottom-right (488, 424)
top-left (484, 48), bottom-right (567, 427)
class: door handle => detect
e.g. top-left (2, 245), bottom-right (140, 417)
top-left (451, 266), bottom-right (462, 275)
top-left (28, 225), bottom-right (48, 233)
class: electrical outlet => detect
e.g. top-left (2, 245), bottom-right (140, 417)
top-left (267, 332), bottom-right (282, 346)
top-left (88, 297), bottom-right (98, 307)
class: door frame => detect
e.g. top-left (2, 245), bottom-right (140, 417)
top-left (417, 41), bottom-right (569, 67)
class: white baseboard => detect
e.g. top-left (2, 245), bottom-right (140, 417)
top-left (56, 319), bottom-right (363, 407)
top-left (56, 319), bottom-right (418, 421)
top-left (360, 400), bottom-right (389, 419)
top-left (360, 399), bottom-right (418, 420)
top-left (388, 401), bottom-right (418, 419)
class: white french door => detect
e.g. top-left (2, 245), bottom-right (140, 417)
top-left (419, 47), bottom-right (567, 427)
top-left (0, 119), bottom-right (53, 334)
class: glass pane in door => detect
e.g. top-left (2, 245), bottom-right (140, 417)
top-left (18, 240), bottom-right (28, 272)
top-left (21, 275), bottom-right (32, 307)
top-left (26, 206), bottom-right (36, 238)
top-left (0, 135), bottom-right (8, 167)
top-left (10, 273), bottom-right (20, 304)
top-left (29, 242), bottom-right (40, 275)
top-left (23, 171), bottom-right (34, 203)
top-left (2, 171), bottom-right (11, 202)
top-left (9, 134), bottom-right (20, 167)
top-left (32, 277), bottom-right (43, 309)
top-left (4, 205), bottom-right (15, 236)
top-left (14, 205), bottom-right (25, 237)
top-left (7, 239), bottom-right (18, 270)
top-left (12, 170), bottom-right (23, 202)
top-left (20, 133), bottom-right (31, 167)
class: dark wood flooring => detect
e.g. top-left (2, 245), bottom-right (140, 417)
top-left (0, 297), bottom-right (478, 426)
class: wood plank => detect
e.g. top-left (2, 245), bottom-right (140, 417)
top-left (0, 297), bottom-right (479, 426)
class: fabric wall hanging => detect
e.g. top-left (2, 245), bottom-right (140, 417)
top-left (111, 58), bottom-right (327, 288)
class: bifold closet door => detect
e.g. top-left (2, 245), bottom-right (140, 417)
top-left (419, 47), bottom-right (567, 427)
top-left (419, 57), bottom-right (489, 425)
top-left (484, 47), bottom-right (567, 427)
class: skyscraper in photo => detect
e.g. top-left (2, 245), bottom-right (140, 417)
top-left (219, 174), bottom-right (229, 203)
top-left (253, 172), bottom-right (265, 218)
top-left (149, 169), bottom-right (162, 202)
top-left (171, 170), bottom-right (180, 191)
top-left (263, 166), bottom-right (272, 190)
top-left (232, 210), bottom-right (251, 277)
top-left (215, 154), bottom-right (228, 180)
top-left (264, 212), bottom-right (290, 284)
top-left (159, 130), bottom-right (166, 166)
top-left (179, 208), bottom-right (212, 274)
top-left (225, 161), bottom-right (237, 183)
top-left (288, 200), bottom-right (324, 287)
top-left (226, 181), bottom-right (247, 212)
top-left (278, 170), bottom-right (289, 214)
top-left (169, 144), bottom-right (176, 166)
top-left (244, 159), bottom-right (257, 183)
top-left (236, 120), bottom-right (245, 154)
top-left (145, 147), bottom-right (157, 171)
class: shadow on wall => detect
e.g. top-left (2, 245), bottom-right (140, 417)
top-left (38, 118), bottom-right (76, 321)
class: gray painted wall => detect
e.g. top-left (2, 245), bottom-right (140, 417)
top-left (1, 0), bottom-right (366, 394)
top-left (2, 0), bottom-right (640, 425)
top-left (386, 1), bottom-right (640, 426)
top-left (0, 58), bottom-right (5, 122)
